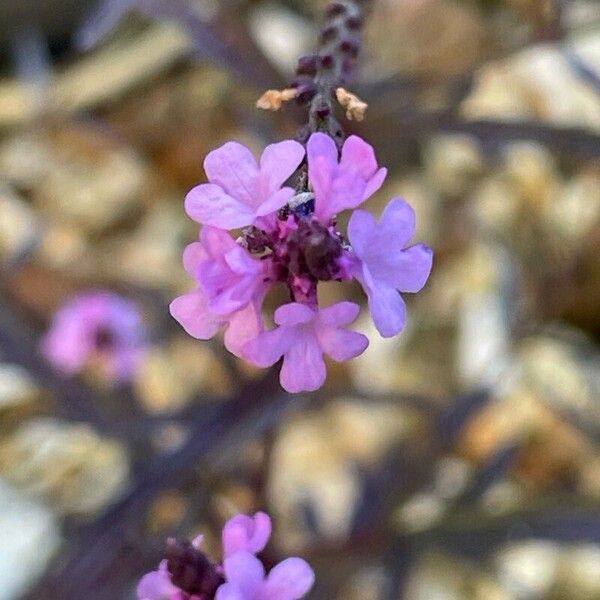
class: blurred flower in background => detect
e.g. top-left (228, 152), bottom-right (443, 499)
top-left (40, 290), bottom-right (146, 382)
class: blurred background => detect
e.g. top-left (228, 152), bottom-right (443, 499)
top-left (0, 0), bottom-right (599, 598)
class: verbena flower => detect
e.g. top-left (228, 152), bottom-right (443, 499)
top-left (172, 133), bottom-right (432, 392)
top-left (137, 512), bottom-right (314, 600)
top-left (41, 291), bottom-right (145, 381)
top-left (216, 553), bottom-right (314, 600)
top-left (185, 141), bottom-right (305, 230)
top-left (347, 198), bottom-right (433, 337)
top-left (243, 302), bottom-right (367, 393)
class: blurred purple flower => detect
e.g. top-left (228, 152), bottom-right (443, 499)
top-left (243, 302), bottom-right (368, 393)
top-left (307, 132), bottom-right (386, 224)
top-left (40, 291), bottom-right (145, 381)
top-left (137, 512), bottom-right (313, 600)
top-left (216, 553), bottom-right (314, 600)
top-left (185, 141), bottom-right (305, 230)
top-left (348, 198), bottom-right (433, 337)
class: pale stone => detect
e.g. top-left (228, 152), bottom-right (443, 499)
top-left (0, 364), bottom-right (39, 410)
top-left (0, 479), bottom-right (60, 600)
top-left (0, 418), bottom-right (129, 515)
top-left (495, 541), bottom-right (560, 599)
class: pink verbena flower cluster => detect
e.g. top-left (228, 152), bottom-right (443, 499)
top-left (137, 512), bottom-right (314, 600)
top-left (171, 133), bottom-right (433, 392)
top-left (41, 290), bottom-right (146, 382)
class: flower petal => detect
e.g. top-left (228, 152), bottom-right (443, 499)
top-left (169, 290), bottom-right (223, 339)
top-left (280, 331), bottom-right (326, 393)
top-left (262, 558), bottom-right (315, 600)
top-left (260, 140), bottom-right (305, 191)
top-left (363, 273), bottom-right (407, 338)
top-left (347, 209), bottom-right (377, 258)
top-left (378, 198), bottom-right (416, 247)
top-left (340, 135), bottom-right (378, 180)
top-left (136, 562), bottom-right (177, 600)
top-left (317, 328), bottom-right (368, 362)
top-left (317, 301), bottom-right (361, 327)
top-left (215, 583), bottom-right (245, 600)
top-left (203, 141), bottom-right (259, 205)
top-left (224, 300), bottom-right (265, 357)
top-left (242, 326), bottom-right (290, 367)
top-left (222, 552), bottom-right (265, 597)
top-left (201, 225), bottom-right (237, 258)
top-left (383, 243), bottom-right (433, 293)
top-left (256, 187), bottom-right (295, 217)
top-left (185, 183), bottom-right (256, 229)
top-left (182, 241), bottom-right (205, 277)
top-left (222, 512), bottom-right (272, 557)
top-left (363, 167), bottom-right (387, 200)
top-left (274, 303), bottom-right (315, 326)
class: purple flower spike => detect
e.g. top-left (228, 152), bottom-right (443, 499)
top-left (348, 198), bottom-right (433, 337)
top-left (216, 553), bottom-right (314, 600)
top-left (243, 301), bottom-right (368, 393)
top-left (307, 132), bottom-right (387, 224)
top-left (40, 291), bottom-right (146, 382)
top-left (222, 512), bottom-right (272, 557)
top-left (185, 140), bottom-right (305, 230)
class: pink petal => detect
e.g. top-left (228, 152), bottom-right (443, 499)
top-left (137, 562), bottom-right (177, 600)
top-left (378, 198), bottom-right (416, 247)
top-left (222, 553), bottom-right (265, 597)
top-left (259, 140), bottom-right (305, 191)
top-left (274, 303), bottom-right (315, 326)
top-left (340, 135), bottom-right (378, 179)
top-left (363, 167), bottom-right (387, 200)
top-left (203, 141), bottom-right (259, 206)
top-left (242, 326), bottom-right (290, 367)
top-left (224, 299), bottom-right (265, 357)
top-left (182, 241), bottom-right (205, 277)
top-left (384, 243), bottom-right (433, 293)
top-left (256, 187), bottom-right (295, 218)
top-left (318, 301), bottom-right (361, 327)
top-left (201, 226), bottom-right (237, 258)
top-left (169, 291), bottom-right (223, 339)
top-left (215, 583), bottom-right (245, 600)
top-left (347, 209), bottom-right (377, 258)
top-left (363, 270), bottom-right (407, 337)
top-left (317, 327), bottom-right (368, 362)
top-left (262, 558), bottom-right (315, 600)
top-left (280, 331), bottom-right (326, 393)
top-left (224, 246), bottom-right (264, 276)
top-left (222, 512), bottom-right (272, 557)
top-left (307, 133), bottom-right (337, 215)
top-left (185, 183), bottom-right (255, 229)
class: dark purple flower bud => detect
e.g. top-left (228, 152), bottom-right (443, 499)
top-left (319, 54), bottom-right (334, 69)
top-left (340, 38), bottom-right (360, 58)
top-left (295, 82), bottom-right (317, 105)
top-left (325, 2), bottom-right (347, 18)
top-left (296, 54), bottom-right (319, 76)
top-left (313, 99), bottom-right (331, 119)
top-left (165, 538), bottom-right (224, 596)
top-left (320, 25), bottom-right (337, 42)
top-left (345, 14), bottom-right (364, 30)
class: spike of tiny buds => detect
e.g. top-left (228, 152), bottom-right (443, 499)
top-left (256, 1), bottom-right (371, 150)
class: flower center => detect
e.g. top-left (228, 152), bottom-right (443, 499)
top-left (165, 538), bottom-right (224, 597)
